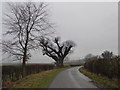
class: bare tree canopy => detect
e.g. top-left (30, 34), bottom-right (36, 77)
top-left (2, 2), bottom-right (54, 76)
top-left (101, 50), bottom-right (113, 59)
top-left (39, 37), bottom-right (76, 67)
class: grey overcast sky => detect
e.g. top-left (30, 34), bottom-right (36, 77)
top-left (2, 2), bottom-right (118, 63)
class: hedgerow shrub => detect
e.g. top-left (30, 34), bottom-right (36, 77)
top-left (84, 57), bottom-right (120, 79)
top-left (2, 64), bottom-right (54, 87)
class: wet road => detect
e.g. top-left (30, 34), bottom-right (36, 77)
top-left (49, 66), bottom-right (97, 88)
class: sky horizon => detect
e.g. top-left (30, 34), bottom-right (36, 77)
top-left (1, 2), bottom-right (118, 63)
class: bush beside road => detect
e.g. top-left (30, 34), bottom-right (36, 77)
top-left (8, 67), bottom-right (70, 88)
top-left (79, 67), bottom-right (120, 88)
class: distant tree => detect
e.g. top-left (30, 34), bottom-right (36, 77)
top-left (39, 37), bottom-right (76, 67)
top-left (2, 2), bottom-right (54, 77)
top-left (101, 50), bottom-right (113, 59)
top-left (64, 56), bottom-right (70, 61)
top-left (84, 54), bottom-right (94, 62)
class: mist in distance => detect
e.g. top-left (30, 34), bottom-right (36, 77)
top-left (2, 2), bottom-right (118, 63)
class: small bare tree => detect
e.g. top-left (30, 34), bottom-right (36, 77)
top-left (84, 54), bottom-right (94, 62)
top-left (2, 2), bottom-right (54, 77)
top-left (101, 50), bottom-right (113, 59)
top-left (39, 37), bottom-right (76, 67)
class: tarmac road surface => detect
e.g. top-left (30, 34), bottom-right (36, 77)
top-left (49, 66), bottom-right (97, 88)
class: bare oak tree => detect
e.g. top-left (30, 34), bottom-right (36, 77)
top-left (2, 2), bottom-right (54, 77)
top-left (39, 37), bottom-right (76, 67)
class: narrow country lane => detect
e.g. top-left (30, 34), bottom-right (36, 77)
top-left (49, 66), bottom-right (98, 88)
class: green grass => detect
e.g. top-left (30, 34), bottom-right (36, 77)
top-left (79, 67), bottom-right (120, 88)
top-left (11, 67), bottom-right (69, 88)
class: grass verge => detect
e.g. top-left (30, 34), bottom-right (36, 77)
top-left (79, 67), bottom-right (120, 88)
top-left (11, 67), bottom-right (70, 88)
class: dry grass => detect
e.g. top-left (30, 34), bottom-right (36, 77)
top-left (9, 67), bottom-right (70, 88)
top-left (79, 67), bottom-right (120, 89)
